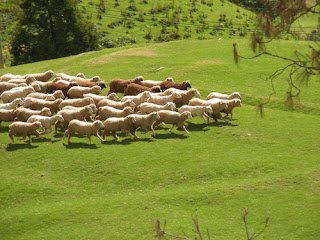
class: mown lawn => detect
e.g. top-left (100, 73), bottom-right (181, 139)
top-left (0, 38), bottom-right (320, 239)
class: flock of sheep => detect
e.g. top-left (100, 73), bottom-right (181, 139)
top-left (0, 70), bottom-right (242, 144)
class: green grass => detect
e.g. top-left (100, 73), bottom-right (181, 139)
top-left (0, 38), bottom-right (320, 239)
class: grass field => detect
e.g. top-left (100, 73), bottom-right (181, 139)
top-left (0, 38), bottom-right (320, 239)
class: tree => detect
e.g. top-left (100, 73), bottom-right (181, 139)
top-left (233, 0), bottom-right (320, 109)
top-left (9, 0), bottom-right (100, 65)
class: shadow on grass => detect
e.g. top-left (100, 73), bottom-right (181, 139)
top-left (63, 142), bottom-right (100, 149)
top-left (152, 132), bottom-right (189, 139)
top-left (207, 121), bottom-right (238, 128)
top-left (6, 142), bottom-right (39, 151)
top-left (0, 126), bottom-right (9, 133)
top-left (186, 122), bottom-right (211, 132)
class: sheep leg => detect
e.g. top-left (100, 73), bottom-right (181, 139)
top-left (201, 115), bottom-right (208, 124)
top-left (169, 124), bottom-right (176, 133)
top-left (67, 132), bottom-right (72, 143)
top-left (63, 130), bottom-right (68, 140)
top-left (95, 133), bottom-right (105, 142)
top-left (9, 133), bottom-right (14, 142)
top-left (178, 123), bottom-right (190, 134)
top-left (87, 135), bottom-right (92, 144)
top-left (112, 132), bottom-right (119, 140)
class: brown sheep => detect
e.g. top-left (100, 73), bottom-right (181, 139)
top-left (107, 76), bottom-right (144, 95)
top-left (159, 81), bottom-right (191, 92)
top-left (45, 82), bottom-right (78, 97)
top-left (124, 83), bottom-right (161, 96)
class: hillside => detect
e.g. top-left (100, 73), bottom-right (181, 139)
top-left (0, 38), bottom-right (320, 239)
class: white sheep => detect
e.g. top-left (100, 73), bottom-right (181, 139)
top-left (147, 92), bottom-right (181, 105)
top-left (83, 93), bottom-right (119, 105)
top-left (15, 107), bottom-right (52, 122)
top-left (95, 106), bottom-right (134, 121)
top-left (152, 110), bottom-right (193, 134)
top-left (7, 76), bottom-right (36, 85)
top-left (0, 109), bottom-right (17, 126)
top-left (64, 119), bottom-right (105, 144)
top-left (27, 114), bottom-right (64, 134)
top-left (0, 82), bottom-right (27, 94)
top-left (58, 97), bottom-right (95, 109)
top-left (129, 112), bottom-right (160, 137)
top-left (62, 104), bottom-right (97, 114)
top-left (97, 99), bottom-right (136, 110)
top-left (102, 115), bottom-right (137, 140)
top-left (189, 98), bottom-right (228, 122)
top-left (121, 91), bottom-right (151, 107)
top-left (206, 91), bottom-right (241, 100)
top-left (0, 86), bottom-right (35, 103)
top-left (31, 81), bottom-right (51, 93)
top-left (178, 105), bottom-right (213, 124)
top-left (208, 98), bottom-right (242, 120)
top-left (8, 121), bottom-right (42, 143)
top-left (137, 102), bottom-right (176, 114)
top-left (23, 97), bottom-right (63, 114)
top-left (56, 106), bottom-right (94, 131)
top-left (0, 73), bottom-right (26, 82)
top-left (69, 76), bottom-right (101, 83)
top-left (164, 88), bottom-right (201, 105)
top-left (67, 86), bottom-right (102, 98)
top-left (140, 77), bottom-right (175, 88)
top-left (0, 98), bottom-right (24, 110)
top-left (27, 90), bottom-right (64, 101)
top-left (28, 70), bottom-right (54, 82)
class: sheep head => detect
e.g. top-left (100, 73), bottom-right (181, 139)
top-left (133, 76), bottom-right (144, 84)
top-left (181, 111), bottom-right (192, 120)
top-left (53, 114), bottom-right (64, 123)
top-left (183, 81), bottom-right (192, 89)
top-left (93, 120), bottom-right (104, 129)
top-left (150, 86), bottom-right (161, 93)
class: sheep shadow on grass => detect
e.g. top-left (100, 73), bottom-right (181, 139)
top-left (6, 142), bottom-right (39, 151)
top-left (152, 132), bottom-right (189, 140)
top-left (63, 142), bottom-right (100, 149)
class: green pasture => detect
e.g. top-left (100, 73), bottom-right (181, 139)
top-left (0, 38), bottom-right (320, 239)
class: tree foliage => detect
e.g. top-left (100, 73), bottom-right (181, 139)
top-left (233, 0), bottom-right (320, 107)
top-left (9, 0), bottom-right (100, 65)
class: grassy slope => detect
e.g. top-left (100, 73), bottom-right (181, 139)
top-left (0, 39), bottom-right (320, 239)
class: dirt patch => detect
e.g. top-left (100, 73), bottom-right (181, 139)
top-left (309, 171), bottom-right (320, 192)
top-left (195, 60), bottom-right (223, 65)
top-left (88, 46), bottom-right (164, 65)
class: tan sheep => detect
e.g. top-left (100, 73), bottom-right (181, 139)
top-left (146, 92), bottom-right (181, 105)
top-left (56, 106), bottom-right (94, 131)
top-left (0, 82), bottom-right (27, 94)
top-left (64, 119), bottom-right (105, 144)
top-left (107, 76), bottom-right (144, 95)
top-left (137, 102), bottom-right (176, 114)
top-left (67, 85), bottom-right (102, 98)
top-left (23, 98), bottom-right (63, 114)
top-left (69, 76), bottom-right (101, 83)
top-left (0, 98), bottom-right (24, 110)
top-left (128, 112), bottom-right (160, 137)
top-left (15, 107), bottom-right (52, 122)
top-left (152, 110), bottom-right (193, 134)
top-left (102, 115), bottom-right (137, 140)
top-left (83, 93), bottom-right (119, 105)
top-left (0, 86), bottom-right (35, 103)
top-left (62, 104), bottom-right (97, 119)
top-left (95, 106), bottom-right (134, 121)
top-left (28, 70), bottom-right (54, 82)
top-left (97, 98), bottom-right (135, 110)
top-left (8, 121), bottom-right (42, 143)
top-left (206, 91), bottom-right (241, 100)
top-left (58, 97), bottom-right (95, 109)
top-left (31, 81), bottom-right (51, 93)
top-left (27, 114), bottom-right (64, 134)
top-left (178, 105), bottom-right (213, 124)
top-left (0, 109), bottom-right (17, 126)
